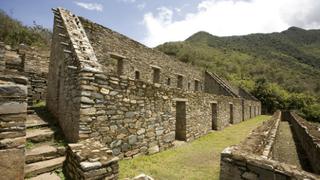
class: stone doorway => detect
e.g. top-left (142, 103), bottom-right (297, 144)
top-left (175, 101), bottom-right (186, 141)
top-left (229, 103), bottom-right (234, 124)
top-left (211, 103), bottom-right (218, 130)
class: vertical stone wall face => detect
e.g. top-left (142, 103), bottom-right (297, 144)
top-left (65, 139), bottom-right (119, 180)
top-left (220, 111), bottom-right (320, 180)
top-left (47, 9), bottom-right (83, 142)
top-left (286, 112), bottom-right (320, 173)
top-left (0, 42), bottom-right (5, 71)
top-left (18, 45), bottom-right (49, 104)
top-left (77, 70), bottom-right (249, 157)
top-left (0, 74), bottom-right (27, 180)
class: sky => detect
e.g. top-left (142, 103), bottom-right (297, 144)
top-left (1, 0), bottom-right (320, 47)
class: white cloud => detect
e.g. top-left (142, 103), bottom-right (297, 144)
top-left (75, 2), bottom-right (103, 12)
top-left (118, 0), bottom-right (136, 3)
top-left (137, 3), bottom-right (146, 10)
top-left (142, 0), bottom-right (320, 47)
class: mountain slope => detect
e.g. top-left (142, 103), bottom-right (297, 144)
top-left (156, 27), bottom-right (320, 96)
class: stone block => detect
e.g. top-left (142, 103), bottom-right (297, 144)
top-left (0, 85), bottom-right (27, 97)
top-left (128, 135), bottom-right (137, 145)
top-left (163, 132), bottom-right (175, 143)
top-left (148, 145), bottom-right (159, 154)
top-left (0, 148), bottom-right (25, 180)
top-left (0, 102), bottom-right (27, 114)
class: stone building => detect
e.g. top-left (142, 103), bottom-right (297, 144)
top-left (47, 8), bottom-right (261, 158)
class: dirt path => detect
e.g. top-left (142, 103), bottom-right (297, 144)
top-left (272, 121), bottom-right (302, 168)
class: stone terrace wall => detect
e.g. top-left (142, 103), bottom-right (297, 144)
top-left (220, 111), bottom-right (320, 180)
top-left (80, 17), bottom-right (205, 92)
top-left (286, 112), bottom-right (320, 174)
top-left (0, 73), bottom-right (27, 180)
top-left (220, 147), bottom-right (320, 180)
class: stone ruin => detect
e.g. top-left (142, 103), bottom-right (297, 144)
top-left (220, 111), bottom-right (320, 179)
top-left (48, 7), bottom-right (260, 150)
top-left (1, 6), bottom-right (319, 180)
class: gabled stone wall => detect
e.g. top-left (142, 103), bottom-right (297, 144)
top-left (80, 17), bottom-right (205, 92)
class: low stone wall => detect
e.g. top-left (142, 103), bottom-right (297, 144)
top-left (0, 74), bottom-right (27, 180)
top-left (65, 139), bottom-right (119, 180)
top-left (286, 112), bottom-right (320, 174)
top-left (220, 111), bottom-right (320, 180)
top-left (220, 146), bottom-right (320, 180)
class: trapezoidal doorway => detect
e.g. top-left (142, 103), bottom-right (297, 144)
top-left (175, 101), bottom-right (187, 141)
top-left (211, 103), bottom-right (218, 130)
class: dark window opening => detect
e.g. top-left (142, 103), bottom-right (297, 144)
top-left (135, 71), bottom-right (140, 80)
top-left (167, 78), bottom-right (171, 85)
top-left (194, 80), bottom-right (199, 91)
top-left (177, 75), bottom-right (183, 89)
top-left (188, 82), bottom-right (191, 90)
top-left (152, 68), bottom-right (160, 83)
top-left (117, 59), bottom-right (124, 75)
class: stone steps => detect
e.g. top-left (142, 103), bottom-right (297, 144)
top-left (26, 114), bottom-right (49, 129)
top-left (28, 172), bottom-right (61, 180)
top-left (26, 128), bottom-right (54, 143)
top-left (25, 156), bottom-right (65, 178)
top-left (26, 144), bottom-right (65, 164)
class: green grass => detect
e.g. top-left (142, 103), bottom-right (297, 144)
top-left (119, 115), bottom-right (271, 180)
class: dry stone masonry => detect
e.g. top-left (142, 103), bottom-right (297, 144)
top-left (47, 7), bottom-right (261, 162)
top-left (0, 73), bottom-right (28, 180)
top-left (220, 111), bottom-right (320, 180)
top-left (65, 138), bottom-right (119, 179)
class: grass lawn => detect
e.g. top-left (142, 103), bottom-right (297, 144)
top-left (119, 115), bottom-right (271, 180)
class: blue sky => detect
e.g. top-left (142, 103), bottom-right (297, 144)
top-left (1, 0), bottom-right (320, 47)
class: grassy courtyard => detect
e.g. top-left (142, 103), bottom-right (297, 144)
top-left (119, 115), bottom-right (271, 180)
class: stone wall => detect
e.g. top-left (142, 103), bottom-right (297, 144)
top-left (47, 8), bottom-right (84, 142)
top-left (65, 138), bottom-right (119, 180)
top-left (18, 44), bottom-right (49, 104)
top-left (286, 112), bottom-right (320, 174)
top-left (47, 8), bottom-right (261, 159)
top-left (0, 42), bottom-right (6, 71)
top-left (220, 147), bottom-right (320, 180)
top-left (220, 111), bottom-right (320, 180)
top-left (0, 73), bottom-right (27, 180)
top-left (0, 42), bottom-right (49, 105)
top-left (77, 71), bottom-right (249, 157)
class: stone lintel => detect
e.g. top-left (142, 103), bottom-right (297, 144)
top-left (173, 98), bottom-right (188, 102)
top-left (109, 52), bottom-right (126, 60)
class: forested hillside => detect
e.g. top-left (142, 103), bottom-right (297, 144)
top-left (157, 28), bottom-right (320, 121)
top-left (0, 10), bottom-right (51, 47)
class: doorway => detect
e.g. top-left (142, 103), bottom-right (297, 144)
top-left (175, 101), bottom-right (186, 141)
top-left (211, 103), bottom-right (218, 130)
top-left (229, 104), bottom-right (234, 124)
